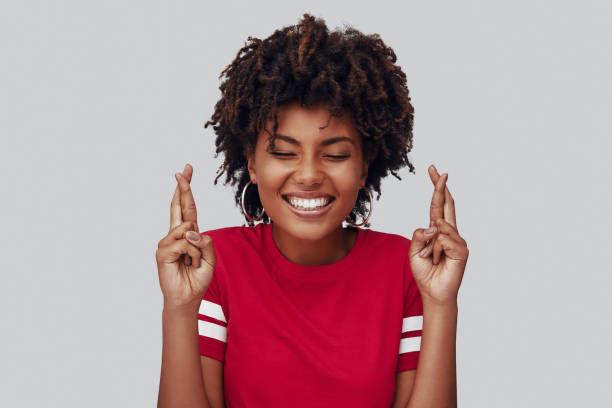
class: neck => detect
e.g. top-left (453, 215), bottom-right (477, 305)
top-left (271, 222), bottom-right (357, 266)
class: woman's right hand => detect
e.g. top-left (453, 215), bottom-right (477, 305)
top-left (155, 163), bottom-right (217, 311)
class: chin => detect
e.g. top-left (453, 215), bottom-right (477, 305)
top-left (271, 216), bottom-right (344, 242)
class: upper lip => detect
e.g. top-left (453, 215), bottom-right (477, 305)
top-left (283, 192), bottom-right (335, 199)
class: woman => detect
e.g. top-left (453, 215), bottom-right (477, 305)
top-left (156, 14), bottom-right (469, 408)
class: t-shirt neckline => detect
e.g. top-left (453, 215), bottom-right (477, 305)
top-left (262, 222), bottom-right (367, 281)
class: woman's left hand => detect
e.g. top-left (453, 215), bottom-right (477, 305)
top-left (409, 165), bottom-right (469, 307)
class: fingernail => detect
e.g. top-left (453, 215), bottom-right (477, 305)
top-left (186, 231), bottom-right (200, 242)
top-left (419, 248), bottom-right (428, 256)
top-left (425, 227), bottom-right (436, 235)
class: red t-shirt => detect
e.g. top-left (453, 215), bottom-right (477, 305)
top-left (198, 222), bottom-right (423, 407)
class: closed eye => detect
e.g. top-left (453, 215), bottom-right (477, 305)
top-left (269, 152), bottom-right (350, 160)
top-left (269, 152), bottom-right (295, 157)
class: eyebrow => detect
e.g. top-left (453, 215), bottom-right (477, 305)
top-left (272, 134), bottom-right (355, 146)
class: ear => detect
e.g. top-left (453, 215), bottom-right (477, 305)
top-left (359, 158), bottom-right (369, 188)
top-left (246, 148), bottom-right (257, 183)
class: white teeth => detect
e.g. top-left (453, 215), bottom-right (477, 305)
top-left (286, 197), bottom-right (331, 210)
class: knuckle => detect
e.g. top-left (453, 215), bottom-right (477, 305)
top-left (415, 229), bottom-right (430, 241)
top-left (155, 248), bottom-right (163, 262)
top-left (158, 235), bottom-right (171, 248)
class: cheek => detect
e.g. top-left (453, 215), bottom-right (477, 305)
top-left (255, 161), bottom-right (288, 200)
top-left (329, 161), bottom-right (364, 189)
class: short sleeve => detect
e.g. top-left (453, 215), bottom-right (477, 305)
top-left (397, 249), bottom-right (424, 372)
top-left (197, 258), bottom-right (228, 363)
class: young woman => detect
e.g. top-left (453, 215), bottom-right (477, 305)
top-left (156, 14), bottom-right (469, 408)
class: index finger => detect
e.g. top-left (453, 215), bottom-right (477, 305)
top-left (428, 166), bottom-right (448, 226)
top-left (443, 184), bottom-right (457, 229)
top-left (169, 184), bottom-right (182, 231)
top-left (175, 168), bottom-right (199, 232)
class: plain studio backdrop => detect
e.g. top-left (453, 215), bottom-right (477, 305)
top-left (1, 0), bottom-right (610, 406)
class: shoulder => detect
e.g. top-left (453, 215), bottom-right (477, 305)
top-left (198, 225), bottom-right (266, 284)
top-left (200, 225), bottom-right (244, 240)
top-left (363, 228), bottom-right (412, 254)
top-left (199, 223), bottom-right (265, 252)
top-left (360, 229), bottom-right (414, 285)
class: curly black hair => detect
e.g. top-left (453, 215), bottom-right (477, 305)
top-left (204, 13), bottom-right (415, 227)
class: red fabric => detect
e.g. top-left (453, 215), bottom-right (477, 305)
top-left (198, 222), bottom-right (422, 407)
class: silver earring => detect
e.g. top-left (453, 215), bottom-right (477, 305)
top-left (345, 188), bottom-right (373, 227)
top-left (241, 180), bottom-right (265, 221)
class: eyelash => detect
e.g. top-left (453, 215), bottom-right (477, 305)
top-left (270, 152), bottom-right (350, 160)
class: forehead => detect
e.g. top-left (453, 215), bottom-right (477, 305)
top-left (262, 102), bottom-right (361, 144)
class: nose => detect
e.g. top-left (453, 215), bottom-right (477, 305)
top-left (293, 155), bottom-right (324, 187)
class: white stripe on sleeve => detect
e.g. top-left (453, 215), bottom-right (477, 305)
top-left (198, 320), bottom-right (227, 343)
top-left (402, 315), bottom-right (423, 333)
top-left (198, 300), bottom-right (227, 323)
top-left (399, 336), bottom-right (421, 354)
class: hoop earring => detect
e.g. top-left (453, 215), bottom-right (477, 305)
top-left (345, 188), bottom-right (373, 227)
top-left (241, 180), bottom-right (265, 222)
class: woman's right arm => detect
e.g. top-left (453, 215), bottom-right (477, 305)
top-left (158, 306), bottom-right (209, 407)
top-left (157, 307), bottom-right (226, 408)
top-left (156, 164), bottom-right (220, 407)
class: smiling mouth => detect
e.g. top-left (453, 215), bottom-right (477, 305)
top-left (282, 195), bottom-right (335, 211)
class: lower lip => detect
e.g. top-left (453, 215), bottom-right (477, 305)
top-left (283, 197), bottom-right (335, 219)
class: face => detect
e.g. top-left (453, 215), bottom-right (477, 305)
top-left (246, 101), bottom-right (368, 242)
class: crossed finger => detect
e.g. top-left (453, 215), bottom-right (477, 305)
top-left (428, 165), bottom-right (457, 229)
top-left (169, 163), bottom-right (193, 231)
top-left (169, 163), bottom-right (199, 266)
top-left (429, 166), bottom-right (448, 227)
top-left (175, 164), bottom-right (199, 233)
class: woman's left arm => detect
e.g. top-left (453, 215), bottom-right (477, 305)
top-left (392, 302), bottom-right (457, 408)
top-left (396, 165), bottom-right (469, 408)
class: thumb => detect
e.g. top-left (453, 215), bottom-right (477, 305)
top-left (186, 231), bottom-right (217, 268)
top-left (409, 226), bottom-right (437, 258)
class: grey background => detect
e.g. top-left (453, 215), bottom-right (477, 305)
top-left (1, 0), bottom-right (610, 406)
